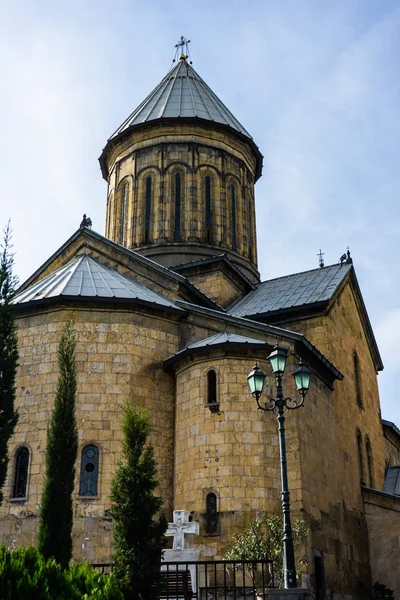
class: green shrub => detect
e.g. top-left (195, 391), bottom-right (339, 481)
top-left (0, 545), bottom-right (123, 600)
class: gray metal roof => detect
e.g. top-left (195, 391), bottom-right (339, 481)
top-left (14, 254), bottom-right (179, 310)
top-left (383, 465), bottom-right (400, 496)
top-left (109, 59), bottom-right (252, 140)
top-left (230, 263), bottom-right (353, 318)
top-left (163, 332), bottom-right (271, 369)
top-left (187, 332), bottom-right (267, 350)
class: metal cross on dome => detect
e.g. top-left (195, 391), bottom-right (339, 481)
top-left (173, 36), bottom-right (193, 64)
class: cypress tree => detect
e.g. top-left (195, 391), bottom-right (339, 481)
top-left (111, 406), bottom-right (167, 600)
top-left (38, 320), bottom-right (78, 568)
top-left (0, 223), bottom-right (19, 506)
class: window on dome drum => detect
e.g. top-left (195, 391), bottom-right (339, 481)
top-left (174, 172), bottom-right (181, 241)
top-left (356, 429), bottom-right (365, 486)
top-left (205, 175), bottom-right (212, 243)
top-left (144, 176), bottom-right (152, 244)
top-left (231, 184), bottom-right (237, 250)
top-left (366, 436), bottom-right (374, 488)
top-left (12, 447), bottom-right (29, 499)
top-left (121, 183), bottom-right (128, 244)
top-left (79, 445), bottom-right (99, 497)
top-left (206, 492), bottom-right (218, 534)
top-left (353, 351), bottom-right (363, 406)
top-left (247, 196), bottom-right (252, 255)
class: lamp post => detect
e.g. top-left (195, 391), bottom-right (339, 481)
top-left (247, 345), bottom-right (311, 589)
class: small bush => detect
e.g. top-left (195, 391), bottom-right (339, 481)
top-left (0, 545), bottom-right (123, 600)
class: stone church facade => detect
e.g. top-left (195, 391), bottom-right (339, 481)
top-left (1, 50), bottom-right (399, 599)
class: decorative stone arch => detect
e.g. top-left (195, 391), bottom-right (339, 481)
top-left (166, 164), bottom-right (188, 242)
top-left (196, 167), bottom-right (219, 244)
top-left (356, 428), bottom-right (365, 486)
top-left (115, 176), bottom-right (133, 245)
top-left (10, 444), bottom-right (31, 501)
top-left (365, 435), bottom-right (374, 488)
top-left (78, 443), bottom-right (101, 498)
top-left (225, 175), bottom-right (242, 253)
top-left (353, 350), bottom-right (363, 406)
top-left (136, 168), bottom-right (159, 245)
top-left (106, 189), bottom-right (114, 238)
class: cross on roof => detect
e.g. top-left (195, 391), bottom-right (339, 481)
top-left (173, 36), bottom-right (192, 64)
top-left (166, 510), bottom-right (199, 551)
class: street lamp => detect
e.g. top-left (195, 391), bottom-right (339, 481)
top-left (247, 345), bottom-right (311, 589)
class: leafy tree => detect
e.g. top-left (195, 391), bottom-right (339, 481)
top-left (0, 545), bottom-right (123, 600)
top-left (224, 514), bottom-right (309, 588)
top-left (38, 320), bottom-right (78, 568)
top-left (0, 222), bottom-right (19, 506)
top-left (110, 406), bottom-right (167, 600)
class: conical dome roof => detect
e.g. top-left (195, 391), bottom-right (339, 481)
top-left (109, 59), bottom-right (252, 141)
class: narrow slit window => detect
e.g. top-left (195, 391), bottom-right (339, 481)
top-left (353, 352), bottom-right (363, 406)
top-left (145, 176), bottom-right (152, 244)
top-left (174, 173), bottom-right (181, 241)
top-left (247, 196), bottom-right (252, 255)
top-left (79, 445), bottom-right (99, 497)
top-left (207, 370), bottom-right (217, 405)
top-left (206, 492), bottom-right (218, 534)
top-left (205, 175), bottom-right (212, 243)
top-left (231, 184), bottom-right (237, 250)
top-left (121, 183), bottom-right (128, 245)
top-left (366, 437), bottom-right (374, 488)
top-left (13, 447), bottom-right (29, 499)
top-left (356, 429), bottom-right (365, 486)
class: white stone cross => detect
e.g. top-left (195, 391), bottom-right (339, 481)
top-left (166, 510), bottom-right (199, 551)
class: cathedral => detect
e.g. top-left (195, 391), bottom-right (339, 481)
top-left (1, 40), bottom-right (400, 599)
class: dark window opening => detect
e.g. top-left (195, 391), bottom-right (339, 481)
top-left (353, 352), bottom-right (363, 406)
top-left (356, 429), bottom-right (365, 486)
top-left (174, 173), bottom-right (181, 241)
top-left (145, 176), bottom-right (152, 244)
top-left (205, 176), bottom-right (212, 243)
top-left (366, 437), bottom-right (374, 488)
top-left (231, 185), bottom-right (237, 250)
top-left (13, 447), bottom-right (29, 499)
top-left (79, 445), bottom-right (99, 497)
top-left (314, 555), bottom-right (325, 600)
top-left (121, 183), bottom-right (128, 244)
top-left (206, 492), bottom-right (218, 534)
top-left (247, 196), bottom-right (252, 257)
top-left (207, 370), bottom-right (217, 405)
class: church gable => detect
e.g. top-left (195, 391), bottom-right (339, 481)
top-left (17, 226), bottom-right (222, 311)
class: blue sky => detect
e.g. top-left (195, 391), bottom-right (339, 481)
top-left (1, 0), bottom-right (399, 423)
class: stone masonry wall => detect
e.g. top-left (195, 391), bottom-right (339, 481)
top-left (0, 306), bottom-right (177, 563)
top-left (363, 489), bottom-right (400, 598)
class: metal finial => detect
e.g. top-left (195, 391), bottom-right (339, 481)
top-left (80, 214), bottom-right (92, 229)
top-left (317, 249), bottom-right (325, 268)
top-left (172, 36), bottom-right (192, 64)
top-left (346, 246), bottom-right (352, 264)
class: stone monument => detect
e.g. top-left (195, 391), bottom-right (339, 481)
top-left (162, 509), bottom-right (200, 594)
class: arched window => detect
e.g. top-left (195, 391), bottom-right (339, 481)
top-left (206, 492), bottom-right (218, 534)
top-left (145, 176), bottom-right (152, 244)
top-left (247, 196), bottom-right (252, 256)
top-left (205, 175), bottom-right (212, 243)
top-left (121, 183), bottom-right (128, 245)
top-left (13, 447), bottom-right (29, 499)
top-left (230, 184), bottom-right (237, 250)
top-left (207, 370), bottom-right (217, 405)
top-left (174, 172), bottom-right (181, 241)
top-left (353, 351), bottom-right (363, 406)
top-left (79, 445), bottom-right (99, 497)
top-left (356, 429), bottom-right (365, 486)
top-left (366, 436), bottom-right (374, 488)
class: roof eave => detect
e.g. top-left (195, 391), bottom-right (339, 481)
top-left (99, 117), bottom-right (263, 182)
top-left (163, 340), bottom-right (274, 371)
